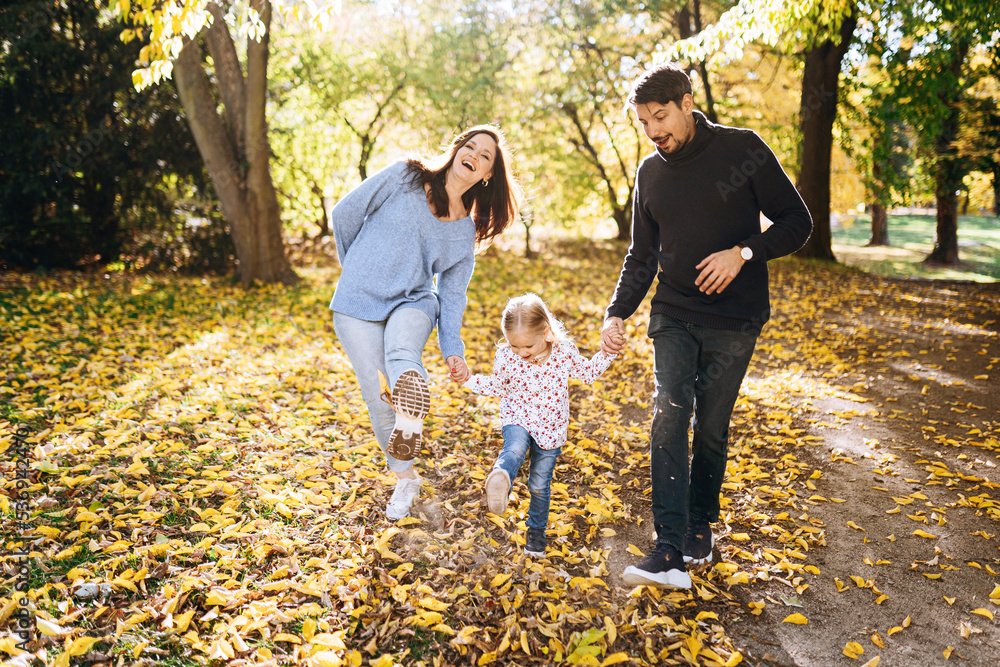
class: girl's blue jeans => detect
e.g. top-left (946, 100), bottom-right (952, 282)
top-left (333, 308), bottom-right (433, 473)
top-left (494, 424), bottom-right (561, 531)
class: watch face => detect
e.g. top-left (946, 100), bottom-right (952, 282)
top-left (740, 246), bottom-right (753, 261)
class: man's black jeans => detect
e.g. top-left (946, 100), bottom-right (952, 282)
top-left (647, 313), bottom-right (759, 550)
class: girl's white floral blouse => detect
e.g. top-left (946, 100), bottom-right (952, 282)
top-left (464, 340), bottom-right (616, 450)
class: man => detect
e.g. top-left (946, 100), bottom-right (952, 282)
top-left (601, 63), bottom-right (812, 589)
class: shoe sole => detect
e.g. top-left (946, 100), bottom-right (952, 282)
top-left (622, 565), bottom-right (692, 589)
top-left (524, 549), bottom-right (545, 557)
top-left (683, 534), bottom-right (715, 565)
top-left (386, 370), bottom-right (429, 461)
top-left (484, 469), bottom-right (510, 515)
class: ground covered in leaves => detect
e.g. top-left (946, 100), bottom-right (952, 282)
top-left (1, 241), bottom-right (998, 667)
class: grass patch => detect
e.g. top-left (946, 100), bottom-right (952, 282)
top-left (832, 213), bottom-right (1000, 282)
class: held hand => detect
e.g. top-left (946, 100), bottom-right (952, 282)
top-left (447, 355), bottom-right (471, 383)
top-left (601, 317), bottom-right (626, 355)
top-left (694, 247), bottom-right (745, 295)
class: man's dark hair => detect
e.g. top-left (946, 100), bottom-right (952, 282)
top-left (626, 63), bottom-right (693, 108)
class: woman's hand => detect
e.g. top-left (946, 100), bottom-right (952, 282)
top-left (447, 356), bottom-right (471, 383)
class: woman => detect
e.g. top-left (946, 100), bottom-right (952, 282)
top-left (330, 124), bottom-right (522, 520)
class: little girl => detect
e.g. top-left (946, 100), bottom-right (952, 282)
top-left (463, 293), bottom-right (619, 557)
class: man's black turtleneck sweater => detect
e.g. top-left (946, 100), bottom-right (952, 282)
top-left (606, 112), bottom-right (812, 332)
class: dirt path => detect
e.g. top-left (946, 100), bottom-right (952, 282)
top-left (663, 274), bottom-right (1000, 666)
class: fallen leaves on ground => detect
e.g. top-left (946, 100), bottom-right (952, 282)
top-left (1, 240), bottom-right (998, 665)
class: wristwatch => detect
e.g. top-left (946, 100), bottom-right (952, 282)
top-left (738, 243), bottom-right (753, 261)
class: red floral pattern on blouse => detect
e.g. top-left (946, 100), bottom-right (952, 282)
top-left (464, 340), bottom-right (616, 450)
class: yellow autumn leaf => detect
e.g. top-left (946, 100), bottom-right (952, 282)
top-left (782, 613), bottom-right (808, 624)
top-left (913, 529), bottom-right (937, 539)
top-left (860, 657), bottom-right (880, 667)
top-left (36, 618), bottom-right (68, 637)
top-left (417, 597), bottom-right (450, 611)
top-left (626, 544), bottom-right (644, 556)
top-left (843, 641), bottom-right (864, 659)
top-left (604, 615), bottom-right (617, 646)
top-left (490, 573), bottom-right (511, 588)
top-left (970, 608), bottom-right (994, 620)
top-left (67, 637), bottom-right (100, 657)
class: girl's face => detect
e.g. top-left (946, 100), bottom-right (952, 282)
top-left (507, 328), bottom-right (553, 362)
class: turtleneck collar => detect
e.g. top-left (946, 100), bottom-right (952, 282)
top-left (655, 110), bottom-right (714, 165)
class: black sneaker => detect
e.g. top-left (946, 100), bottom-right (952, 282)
top-left (524, 528), bottom-right (546, 557)
top-left (683, 520), bottom-right (714, 565)
top-left (622, 543), bottom-right (692, 589)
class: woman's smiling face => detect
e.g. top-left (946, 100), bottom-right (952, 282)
top-left (451, 132), bottom-right (497, 183)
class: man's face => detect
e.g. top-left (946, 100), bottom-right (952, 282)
top-left (634, 95), bottom-right (694, 153)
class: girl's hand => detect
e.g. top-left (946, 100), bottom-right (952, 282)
top-left (447, 356), bottom-right (471, 383)
top-left (601, 317), bottom-right (626, 354)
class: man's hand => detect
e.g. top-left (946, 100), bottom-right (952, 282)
top-left (447, 356), bottom-right (470, 383)
top-left (694, 246), bottom-right (745, 295)
top-left (601, 317), bottom-right (626, 354)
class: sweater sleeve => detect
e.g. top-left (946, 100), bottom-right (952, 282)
top-left (741, 133), bottom-right (813, 262)
top-left (463, 348), bottom-right (508, 397)
top-left (331, 161), bottom-right (408, 265)
top-left (605, 165), bottom-right (660, 321)
top-left (562, 341), bottom-right (616, 384)
top-left (436, 250), bottom-right (475, 360)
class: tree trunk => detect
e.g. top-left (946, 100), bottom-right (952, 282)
top-left (312, 183), bottom-right (330, 239)
top-left (992, 164), bottom-right (1000, 217)
top-left (520, 207), bottom-right (535, 259)
top-left (612, 205), bottom-right (630, 241)
top-left (173, 39), bottom-right (257, 276)
top-left (678, 1), bottom-right (717, 123)
top-left (244, 0), bottom-right (297, 284)
top-left (794, 8), bottom-right (857, 261)
top-left (172, 0), bottom-right (296, 285)
top-left (925, 41), bottom-right (969, 266)
top-left (866, 202), bottom-right (889, 246)
top-left (692, 0), bottom-right (717, 123)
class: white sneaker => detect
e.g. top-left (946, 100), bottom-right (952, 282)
top-left (484, 469), bottom-right (511, 515)
top-left (385, 477), bottom-right (422, 520)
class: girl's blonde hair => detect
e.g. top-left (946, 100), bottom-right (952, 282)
top-left (500, 293), bottom-right (568, 345)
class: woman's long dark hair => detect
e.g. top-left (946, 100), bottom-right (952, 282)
top-left (406, 124), bottom-right (523, 245)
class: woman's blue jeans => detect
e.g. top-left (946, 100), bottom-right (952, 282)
top-left (648, 313), bottom-right (759, 550)
top-left (333, 308), bottom-right (433, 473)
top-left (494, 425), bottom-right (561, 531)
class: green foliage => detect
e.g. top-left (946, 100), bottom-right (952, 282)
top-left (0, 0), bottom-right (225, 271)
top-left (840, 2), bottom-right (916, 207)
